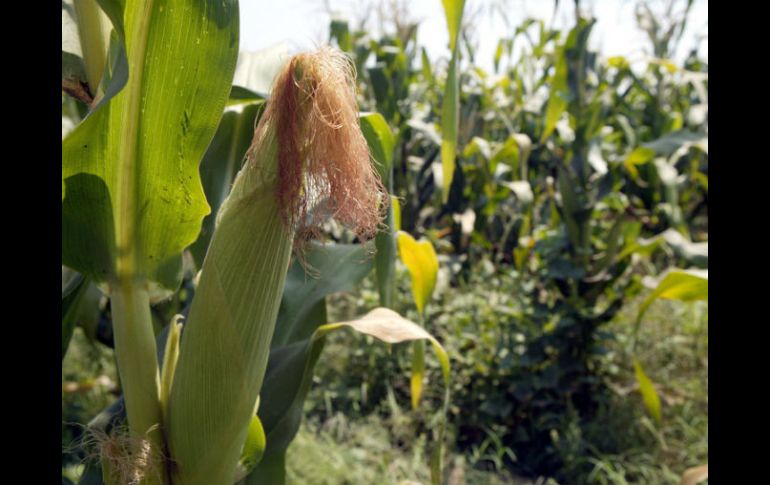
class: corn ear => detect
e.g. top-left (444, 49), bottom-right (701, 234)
top-left (166, 142), bottom-right (292, 484)
top-left (166, 47), bottom-right (387, 485)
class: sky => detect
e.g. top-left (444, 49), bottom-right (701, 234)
top-left (239, 0), bottom-right (708, 69)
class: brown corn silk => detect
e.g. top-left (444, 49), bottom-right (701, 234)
top-left (253, 46), bottom-right (388, 244)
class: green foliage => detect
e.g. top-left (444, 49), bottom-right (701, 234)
top-left (63, 1), bottom-right (706, 483)
top-left (62, 0), bottom-right (239, 291)
top-left (314, 4), bottom-right (706, 480)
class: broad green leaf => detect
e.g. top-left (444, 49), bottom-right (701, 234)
top-left (361, 112), bottom-right (396, 308)
top-left (634, 358), bottom-right (662, 424)
top-left (375, 216), bottom-right (397, 308)
top-left (330, 18), bottom-right (352, 52)
top-left (62, 0), bottom-right (240, 292)
top-left (189, 102), bottom-right (263, 267)
top-left (62, 1), bottom-right (82, 58)
top-left (272, 243), bottom-right (373, 347)
top-left (494, 38), bottom-right (505, 71)
top-left (421, 47), bottom-right (434, 84)
top-left (367, 65), bottom-right (393, 120)
top-left (438, 0), bottom-right (465, 203)
top-left (440, 55), bottom-right (460, 203)
top-left (557, 165), bottom-right (583, 256)
top-left (360, 112), bottom-right (395, 181)
top-left (636, 269), bottom-right (708, 327)
top-left (624, 147), bottom-right (655, 179)
top-left (441, 0), bottom-right (467, 52)
top-left (540, 46), bottom-right (568, 143)
top-left (397, 231), bottom-right (439, 316)
top-left (629, 269), bottom-right (707, 424)
top-left (248, 308), bottom-right (450, 485)
top-left (643, 130), bottom-right (707, 156)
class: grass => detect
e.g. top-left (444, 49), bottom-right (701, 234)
top-left (579, 297), bottom-right (708, 485)
top-left (290, 293), bottom-right (708, 485)
top-left (286, 414), bottom-right (535, 485)
top-left (61, 292), bottom-right (707, 485)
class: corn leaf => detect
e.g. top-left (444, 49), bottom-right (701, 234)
top-left (421, 47), bottom-right (434, 84)
top-left (360, 112), bottom-right (395, 179)
top-left (272, 243), bottom-right (373, 347)
top-left (439, 0), bottom-right (465, 203)
top-left (61, 271), bottom-right (90, 360)
top-left (62, 0), bottom-right (240, 292)
top-left (441, 0), bottom-right (466, 53)
top-left (634, 358), bottom-right (662, 424)
top-left (624, 146), bottom-right (655, 180)
top-left (397, 231), bottom-right (439, 316)
top-left (361, 112), bottom-right (397, 308)
top-left (643, 130), bottom-right (707, 157)
top-left (636, 269), bottom-right (708, 327)
top-left (189, 102), bottom-right (263, 267)
top-left (540, 45), bottom-right (568, 143)
top-left (440, 55), bottom-right (460, 203)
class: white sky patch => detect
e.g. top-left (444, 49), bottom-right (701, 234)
top-left (239, 0), bottom-right (707, 69)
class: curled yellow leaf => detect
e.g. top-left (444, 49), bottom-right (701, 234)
top-left (397, 231), bottom-right (438, 316)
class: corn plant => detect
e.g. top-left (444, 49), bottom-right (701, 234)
top-left (62, 1), bottom-right (450, 483)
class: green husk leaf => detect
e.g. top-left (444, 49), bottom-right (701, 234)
top-left (168, 166), bottom-right (293, 485)
top-left (438, 0), bottom-right (465, 203)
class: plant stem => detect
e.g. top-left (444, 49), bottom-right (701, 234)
top-left (110, 281), bottom-right (165, 485)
